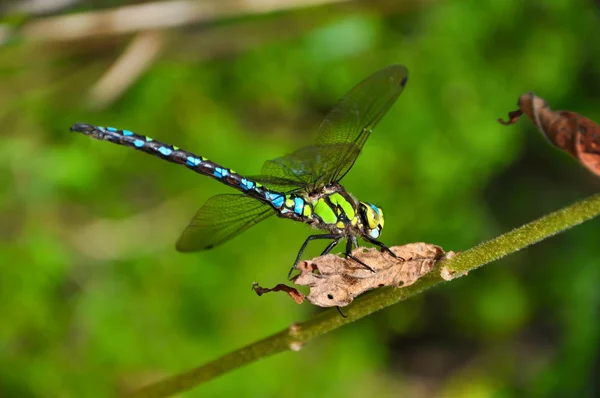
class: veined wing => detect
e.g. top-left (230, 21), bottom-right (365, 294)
top-left (248, 174), bottom-right (305, 193)
top-left (315, 64), bottom-right (408, 183)
top-left (256, 143), bottom-right (360, 192)
top-left (256, 65), bottom-right (408, 191)
top-left (176, 194), bottom-right (275, 252)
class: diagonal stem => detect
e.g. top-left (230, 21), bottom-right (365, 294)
top-left (129, 193), bottom-right (600, 398)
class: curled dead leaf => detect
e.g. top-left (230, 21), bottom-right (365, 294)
top-left (253, 243), bottom-right (453, 308)
top-left (252, 282), bottom-right (305, 304)
top-left (499, 92), bottom-right (600, 176)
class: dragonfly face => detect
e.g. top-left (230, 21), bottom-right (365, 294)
top-left (358, 201), bottom-right (384, 240)
top-left (71, 64), bottom-right (408, 277)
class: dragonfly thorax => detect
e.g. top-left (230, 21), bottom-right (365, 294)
top-left (310, 190), bottom-right (358, 230)
top-left (303, 186), bottom-right (385, 242)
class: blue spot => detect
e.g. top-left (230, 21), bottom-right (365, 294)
top-left (293, 197), bottom-right (304, 214)
top-left (214, 167), bottom-right (229, 178)
top-left (266, 192), bottom-right (284, 208)
top-left (134, 139), bottom-right (144, 148)
top-left (123, 130), bottom-right (133, 136)
top-left (107, 127), bottom-right (117, 132)
top-left (158, 146), bottom-right (172, 156)
top-left (272, 196), bottom-right (284, 208)
top-left (240, 178), bottom-right (255, 190)
top-left (98, 126), bottom-right (106, 131)
top-left (186, 156), bottom-right (201, 167)
top-left (281, 208), bottom-right (290, 214)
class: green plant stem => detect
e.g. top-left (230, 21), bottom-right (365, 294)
top-left (130, 193), bottom-right (600, 398)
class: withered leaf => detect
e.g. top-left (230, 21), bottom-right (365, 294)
top-left (499, 92), bottom-right (600, 176)
top-left (253, 243), bottom-right (452, 308)
top-left (252, 282), bottom-right (305, 304)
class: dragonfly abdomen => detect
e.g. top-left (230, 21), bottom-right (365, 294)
top-left (70, 123), bottom-right (297, 210)
top-left (276, 193), bottom-right (315, 223)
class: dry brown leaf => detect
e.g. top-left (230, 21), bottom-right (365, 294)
top-left (499, 92), bottom-right (600, 176)
top-left (253, 243), bottom-right (452, 308)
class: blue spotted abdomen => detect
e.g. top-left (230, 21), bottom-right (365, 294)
top-left (70, 123), bottom-right (288, 208)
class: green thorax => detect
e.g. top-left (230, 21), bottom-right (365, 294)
top-left (311, 191), bottom-right (358, 228)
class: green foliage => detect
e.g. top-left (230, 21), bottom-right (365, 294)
top-left (1, 0), bottom-right (600, 396)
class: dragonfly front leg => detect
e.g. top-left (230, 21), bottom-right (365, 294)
top-left (363, 236), bottom-right (405, 261)
top-left (289, 233), bottom-right (343, 279)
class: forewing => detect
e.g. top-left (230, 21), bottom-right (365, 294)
top-left (315, 64), bottom-right (408, 183)
top-left (251, 65), bottom-right (407, 192)
top-left (176, 194), bottom-right (275, 252)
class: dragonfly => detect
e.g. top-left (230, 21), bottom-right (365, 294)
top-left (71, 64), bottom-right (408, 277)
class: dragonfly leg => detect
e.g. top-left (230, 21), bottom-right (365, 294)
top-left (336, 306), bottom-right (348, 318)
top-left (344, 237), bottom-right (375, 273)
top-left (364, 236), bottom-right (405, 261)
top-left (321, 236), bottom-right (343, 256)
top-left (289, 233), bottom-right (343, 279)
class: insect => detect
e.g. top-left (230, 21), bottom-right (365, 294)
top-left (499, 92), bottom-right (600, 176)
top-left (71, 64), bottom-right (409, 277)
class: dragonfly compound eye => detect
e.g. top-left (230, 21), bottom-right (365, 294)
top-left (359, 202), bottom-right (384, 239)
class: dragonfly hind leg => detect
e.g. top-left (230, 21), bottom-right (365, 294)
top-left (289, 233), bottom-right (343, 279)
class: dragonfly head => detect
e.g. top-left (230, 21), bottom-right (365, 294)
top-left (359, 201), bottom-right (385, 240)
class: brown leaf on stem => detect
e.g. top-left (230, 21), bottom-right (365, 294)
top-left (498, 92), bottom-right (600, 176)
top-left (253, 243), bottom-right (452, 308)
top-left (575, 121), bottom-right (600, 175)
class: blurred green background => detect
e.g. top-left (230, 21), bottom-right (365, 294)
top-left (1, 0), bottom-right (600, 397)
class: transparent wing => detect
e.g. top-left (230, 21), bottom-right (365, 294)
top-left (248, 175), bottom-right (305, 193)
top-left (258, 64), bottom-right (408, 190)
top-left (315, 64), bottom-right (408, 183)
top-left (256, 143), bottom-right (360, 192)
top-left (176, 194), bottom-right (275, 252)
